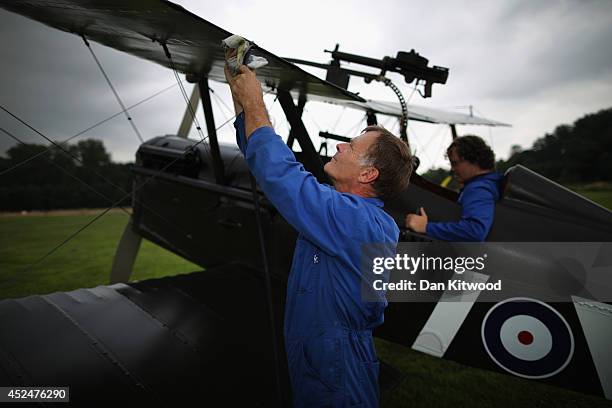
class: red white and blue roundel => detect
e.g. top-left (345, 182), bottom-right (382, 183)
top-left (481, 298), bottom-right (574, 379)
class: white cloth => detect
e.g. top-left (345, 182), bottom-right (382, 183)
top-left (221, 34), bottom-right (268, 75)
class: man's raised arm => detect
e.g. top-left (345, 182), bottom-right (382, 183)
top-left (226, 64), bottom-right (362, 256)
top-left (225, 65), bottom-right (270, 139)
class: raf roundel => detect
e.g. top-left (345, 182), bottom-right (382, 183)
top-left (481, 297), bottom-right (574, 379)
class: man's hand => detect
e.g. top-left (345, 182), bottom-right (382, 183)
top-left (224, 64), bottom-right (270, 138)
top-left (225, 65), bottom-right (264, 110)
top-left (405, 207), bottom-right (428, 233)
top-left (224, 50), bottom-right (243, 114)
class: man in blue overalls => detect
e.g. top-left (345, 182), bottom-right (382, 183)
top-left (405, 135), bottom-right (503, 241)
top-left (226, 65), bottom-right (413, 407)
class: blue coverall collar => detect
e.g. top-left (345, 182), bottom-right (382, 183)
top-left (464, 171), bottom-right (501, 185)
top-left (363, 196), bottom-right (384, 207)
top-left (324, 183), bottom-right (384, 207)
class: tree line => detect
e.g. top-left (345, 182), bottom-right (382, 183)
top-left (0, 139), bottom-right (132, 211)
top-left (423, 107), bottom-right (612, 185)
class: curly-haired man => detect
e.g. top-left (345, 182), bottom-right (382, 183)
top-left (405, 135), bottom-right (503, 241)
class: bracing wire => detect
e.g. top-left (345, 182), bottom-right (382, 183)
top-left (433, 126), bottom-right (451, 167)
top-left (405, 82), bottom-right (419, 104)
top-left (302, 108), bottom-right (324, 133)
top-left (82, 35), bottom-right (144, 144)
top-left (160, 44), bottom-right (203, 139)
top-left (422, 123), bottom-right (447, 152)
top-left (209, 87), bottom-right (234, 118)
top-left (0, 82), bottom-right (179, 178)
top-left (0, 106), bottom-right (136, 192)
top-left (331, 106), bottom-right (346, 133)
top-left (160, 42), bottom-right (219, 176)
top-left (343, 114), bottom-right (366, 137)
top-left (1, 127), bottom-right (133, 216)
top-left (407, 124), bottom-right (434, 170)
top-left (0, 106), bottom-right (198, 253)
top-left (210, 92), bottom-right (230, 123)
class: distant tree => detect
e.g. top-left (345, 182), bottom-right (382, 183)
top-left (420, 167), bottom-right (462, 191)
top-left (0, 139), bottom-right (132, 211)
top-left (77, 139), bottom-right (111, 168)
top-left (6, 143), bottom-right (47, 163)
top-left (496, 107), bottom-right (612, 182)
top-left (509, 144), bottom-right (522, 155)
top-left (420, 167), bottom-right (450, 184)
top-left (0, 156), bottom-right (8, 172)
top-left (4, 143), bottom-right (50, 186)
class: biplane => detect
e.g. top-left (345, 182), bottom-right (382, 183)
top-left (0, 1), bottom-right (611, 406)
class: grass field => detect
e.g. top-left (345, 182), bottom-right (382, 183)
top-left (569, 185), bottom-right (612, 210)
top-left (376, 338), bottom-right (611, 408)
top-left (0, 211), bottom-right (199, 300)
top-left (1, 188), bottom-right (611, 407)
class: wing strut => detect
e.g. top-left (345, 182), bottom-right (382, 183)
top-left (177, 86), bottom-right (201, 138)
top-left (174, 80), bottom-right (226, 185)
top-left (277, 91), bottom-right (328, 183)
top-left (199, 78), bottom-right (226, 185)
top-left (286, 94), bottom-right (307, 150)
top-left (367, 111), bottom-right (378, 125)
top-left (110, 218), bottom-right (143, 284)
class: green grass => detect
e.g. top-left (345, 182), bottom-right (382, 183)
top-left (565, 182), bottom-right (612, 210)
top-left (376, 338), bottom-right (611, 408)
top-left (0, 212), bottom-right (199, 299)
top-left (1, 204), bottom-right (611, 407)
top-left (573, 190), bottom-right (612, 210)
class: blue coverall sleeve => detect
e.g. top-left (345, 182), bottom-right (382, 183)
top-left (425, 184), bottom-right (496, 242)
top-left (234, 114), bottom-right (357, 256)
top-left (234, 112), bottom-right (248, 155)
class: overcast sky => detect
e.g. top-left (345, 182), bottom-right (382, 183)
top-left (1, 0), bottom-right (611, 171)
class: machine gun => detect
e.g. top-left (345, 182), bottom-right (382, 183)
top-left (286, 45), bottom-right (449, 142)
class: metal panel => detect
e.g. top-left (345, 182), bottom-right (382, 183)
top-left (412, 272), bottom-right (489, 357)
top-left (0, 267), bottom-right (292, 405)
top-left (0, 295), bottom-right (145, 402)
top-left (573, 296), bottom-right (612, 399)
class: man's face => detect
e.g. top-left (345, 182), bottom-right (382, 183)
top-left (324, 131), bottom-right (379, 192)
top-left (448, 147), bottom-right (479, 183)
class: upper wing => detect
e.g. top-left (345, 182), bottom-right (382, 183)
top-left (312, 96), bottom-right (511, 126)
top-left (0, 0), bottom-right (364, 103)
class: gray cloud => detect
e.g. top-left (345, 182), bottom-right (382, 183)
top-left (481, 0), bottom-right (612, 99)
top-left (0, 9), bottom-right (193, 162)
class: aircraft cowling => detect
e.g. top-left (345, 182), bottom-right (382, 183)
top-left (131, 135), bottom-right (297, 277)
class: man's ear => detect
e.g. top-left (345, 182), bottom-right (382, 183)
top-left (359, 166), bottom-right (379, 184)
